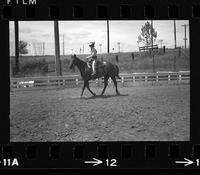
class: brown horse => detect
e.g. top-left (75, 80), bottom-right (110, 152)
top-left (69, 54), bottom-right (121, 97)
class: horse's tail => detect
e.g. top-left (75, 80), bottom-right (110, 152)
top-left (115, 65), bottom-right (121, 79)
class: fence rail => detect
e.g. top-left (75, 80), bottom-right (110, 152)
top-left (10, 71), bottom-right (190, 90)
top-left (139, 44), bottom-right (159, 52)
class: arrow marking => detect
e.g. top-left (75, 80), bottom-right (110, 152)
top-left (175, 158), bottom-right (194, 166)
top-left (84, 158), bottom-right (103, 166)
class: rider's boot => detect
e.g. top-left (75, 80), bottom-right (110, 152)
top-left (91, 61), bottom-right (97, 79)
top-left (91, 70), bottom-right (96, 79)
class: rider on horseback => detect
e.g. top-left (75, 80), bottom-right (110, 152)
top-left (86, 42), bottom-right (97, 78)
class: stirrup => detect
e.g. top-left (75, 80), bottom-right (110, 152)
top-left (91, 72), bottom-right (97, 79)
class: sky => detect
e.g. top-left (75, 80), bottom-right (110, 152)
top-left (9, 20), bottom-right (189, 56)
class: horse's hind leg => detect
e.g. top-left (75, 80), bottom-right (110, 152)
top-left (86, 82), bottom-right (96, 96)
top-left (101, 76), bottom-right (109, 96)
top-left (81, 81), bottom-right (86, 97)
top-left (111, 76), bottom-right (120, 95)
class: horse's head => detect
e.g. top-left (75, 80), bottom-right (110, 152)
top-left (69, 54), bottom-right (77, 70)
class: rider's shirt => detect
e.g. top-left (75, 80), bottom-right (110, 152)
top-left (86, 47), bottom-right (97, 60)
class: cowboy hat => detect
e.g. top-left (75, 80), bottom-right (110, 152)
top-left (88, 42), bottom-right (95, 46)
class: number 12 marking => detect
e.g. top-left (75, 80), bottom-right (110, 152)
top-left (106, 159), bottom-right (117, 167)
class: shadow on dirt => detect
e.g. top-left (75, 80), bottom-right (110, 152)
top-left (82, 94), bottom-right (129, 100)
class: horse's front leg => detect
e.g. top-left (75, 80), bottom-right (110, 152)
top-left (81, 81), bottom-right (86, 97)
top-left (101, 76), bottom-right (109, 96)
top-left (86, 81), bottom-right (96, 96)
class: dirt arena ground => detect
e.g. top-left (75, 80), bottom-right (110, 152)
top-left (10, 83), bottom-right (190, 142)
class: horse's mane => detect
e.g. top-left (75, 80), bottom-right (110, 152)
top-left (73, 55), bottom-right (88, 78)
top-left (74, 55), bottom-right (87, 65)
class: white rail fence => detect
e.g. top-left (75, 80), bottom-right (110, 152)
top-left (10, 71), bottom-right (190, 89)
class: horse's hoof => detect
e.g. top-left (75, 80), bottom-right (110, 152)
top-left (117, 93), bottom-right (120, 96)
top-left (93, 93), bottom-right (96, 96)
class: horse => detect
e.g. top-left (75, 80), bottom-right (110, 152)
top-left (69, 54), bottom-right (121, 97)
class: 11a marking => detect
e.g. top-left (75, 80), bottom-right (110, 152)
top-left (2, 159), bottom-right (19, 166)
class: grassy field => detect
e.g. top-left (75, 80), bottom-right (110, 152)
top-left (10, 48), bottom-right (190, 77)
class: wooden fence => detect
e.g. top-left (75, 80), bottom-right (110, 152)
top-left (10, 71), bottom-right (190, 90)
top-left (139, 44), bottom-right (159, 52)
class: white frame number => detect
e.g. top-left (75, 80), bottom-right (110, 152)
top-left (106, 159), bottom-right (117, 167)
top-left (196, 159), bottom-right (199, 166)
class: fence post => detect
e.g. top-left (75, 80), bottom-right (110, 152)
top-left (47, 78), bottom-right (50, 86)
top-left (133, 75), bottom-right (135, 84)
top-left (163, 46), bottom-right (165, 54)
top-left (178, 74), bottom-right (181, 84)
top-left (121, 76), bottom-right (124, 87)
top-left (17, 81), bottom-right (19, 88)
top-left (116, 55), bottom-right (119, 64)
top-left (145, 76), bottom-right (148, 82)
top-left (63, 78), bottom-right (66, 86)
top-left (178, 47), bottom-right (181, 57)
top-left (177, 73), bottom-right (179, 85)
top-left (131, 53), bottom-right (134, 65)
top-left (168, 74), bottom-right (170, 84)
top-left (76, 78), bottom-right (79, 86)
top-left (156, 74), bottom-right (159, 85)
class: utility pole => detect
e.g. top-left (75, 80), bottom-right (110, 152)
top-left (43, 42), bottom-right (45, 56)
top-left (174, 20), bottom-right (177, 49)
top-left (33, 43), bottom-right (35, 56)
top-left (40, 42), bottom-right (42, 55)
top-left (159, 40), bottom-right (163, 48)
top-left (54, 20), bottom-right (62, 76)
top-left (151, 20), bottom-right (153, 48)
top-left (117, 42), bottom-right (120, 53)
top-left (181, 24), bottom-right (189, 48)
top-left (99, 43), bottom-right (102, 54)
top-left (151, 20), bottom-right (155, 73)
top-left (14, 20), bottom-right (19, 74)
top-left (63, 34), bottom-right (65, 56)
top-left (107, 20), bottom-right (110, 53)
top-left (83, 45), bottom-right (84, 54)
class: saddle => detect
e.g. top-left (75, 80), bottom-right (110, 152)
top-left (87, 60), bottom-right (106, 77)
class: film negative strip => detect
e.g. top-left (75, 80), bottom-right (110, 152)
top-left (0, 0), bottom-right (200, 170)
